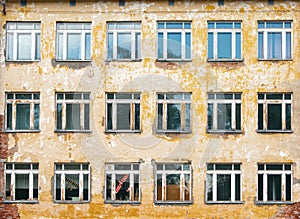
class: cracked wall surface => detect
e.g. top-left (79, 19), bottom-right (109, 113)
top-left (0, 0), bottom-right (300, 218)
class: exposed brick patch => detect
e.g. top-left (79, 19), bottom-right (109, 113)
top-left (0, 115), bottom-right (20, 219)
top-left (274, 202), bottom-right (300, 219)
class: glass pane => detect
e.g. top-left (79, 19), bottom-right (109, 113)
top-left (67, 33), bottom-right (81, 60)
top-left (267, 175), bottom-right (281, 201)
top-left (267, 104), bottom-right (282, 130)
top-left (66, 104), bottom-right (80, 130)
top-left (286, 104), bottom-right (291, 130)
top-left (258, 93), bottom-right (264, 100)
top-left (33, 174), bottom-right (38, 199)
top-left (235, 174), bottom-right (241, 201)
top-left (15, 164), bottom-right (31, 169)
top-left (158, 23), bottom-right (164, 29)
top-left (85, 33), bottom-right (91, 60)
top-left (286, 32), bottom-right (291, 59)
top-left (64, 164), bottom-right (81, 170)
top-left (234, 22), bottom-right (241, 29)
top-left (167, 104), bottom-right (181, 130)
top-left (266, 22), bottom-right (283, 28)
top-left (7, 33), bottom-right (14, 60)
top-left (65, 93), bottom-right (81, 100)
top-left (107, 103), bottom-right (112, 130)
top-left (258, 32), bottom-right (264, 59)
top-left (55, 174), bottom-right (61, 200)
top-left (65, 174), bottom-right (79, 201)
top-left (258, 174), bottom-right (263, 201)
top-left (157, 103), bottom-right (163, 130)
top-left (57, 33), bottom-right (64, 60)
top-left (134, 103), bottom-right (140, 130)
top-left (286, 174), bottom-right (291, 201)
top-left (266, 94), bottom-right (283, 99)
top-left (117, 33), bottom-right (131, 59)
top-left (116, 22), bottom-right (133, 29)
top-left (34, 104), bottom-right (39, 130)
top-left (6, 174), bottom-right (11, 200)
top-left (35, 33), bottom-right (40, 60)
top-left (167, 33), bottom-right (181, 59)
top-left (166, 22), bottom-right (183, 29)
top-left (166, 174), bottom-right (180, 201)
top-left (258, 22), bottom-right (264, 29)
top-left (218, 33), bottom-right (232, 59)
top-left (116, 93), bottom-right (132, 99)
top-left (158, 33), bottom-right (163, 58)
top-left (285, 22), bottom-right (291, 28)
top-left (115, 164), bottom-right (131, 170)
top-left (108, 33), bottom-right (113, 59)
top-left (56, 104), bottom-right (62, 130)
top-left (166, 94), bottom-right (182, 100)
top-left (184, 174), bottom-right (190, 201)
top-left (208, 22), bottom-right (214, 29)
top-left (6, 104), bottom-right (12, 130)
top-left (84, 104), bottom-right (90, 130)
top-left (117, 103), bottom-right (131, 130)
top-left (16, 104), bottom-right (30, 130)
top-left (217, 174), bottom-right (231, 201)
top-left (236, 32), bottom-right (241, 59)
top-left (206, 174), bottom-right (213, 201)
top-left (83, 174), bottom-right (89, 200)
top-left (135, 33), bottom-right (141, 59)
top-left (18, 34), bottom-right (31, 60)
top-left (134, 174), bottom-right (139, 201)
top-left (185, 33), bottom-right (191, 59)
top-left (267, 33), bottom-right (282, 59)
top-left (216, 22), bottom-right (233, 29)
top-left (115, 174), bottom-right (130, 201)
top-left (217, 104), bottom-right (232, 130)
top-left (165, 164), bottom-right (181, 170)
top-left (258, 104), bottom-right (263, 130)
top-left (15, 174), bottom-right (29, 200)
top-left (185, 103), bottom-right (191, 130)
top-left (156, 174), bottom-right (162, 201)
top-left (236, 104), bottom-right (241, 130)
top-left (216, 164), bottom-right (232, 170)
top-left (106, 174), bottom-right (112, 200)
top-left (266, 164), bottom-right (283, 170)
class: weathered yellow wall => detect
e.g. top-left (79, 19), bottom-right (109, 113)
top-left (1, 0), bottom-right (300, 218)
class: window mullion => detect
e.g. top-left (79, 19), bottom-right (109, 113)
top-left (113, 31), bottom-right (118, 59)
top-left (282, 173), bottom-right (286, 201)
top-left (112, 102), bottom-right (117, 130)
top-left (12, 102), bottom-right (16, 130)
top-left (111, 173), bottom-right (116, 200)
top-left (80, 103), bottom-right (84, 130)
top-left (129, 173), bottom-right (133, 201)
top-left (232, 102), bottom-right (236, 130)
top-left (213, 30), bottom-right (217, 59)
top-left (213, 173), bottom-right (217, 201)
top-left (131, 103), bottom-right (134, 130)
top-left (162, 173), bottom-right (166, 201)
top-left (13, 33), bottom-right (18, 60)
top-left (62, 103), bottom-right (66, 130)
top-left (29, 172), bottom-right (33, 200)
top-left (81, 32), bottom-right (85, 60)
top-left (231, 173), bottom-right (235, 202)
top-left (131, 32), bottom-right (135, 59)
top-left (263, 31), bottom-right (267, 59)
top-left (282, 31), bottom-right (286, 59)
top-left (11, 173), bottom-right (15, 200)
top-left (181, 31), bottom-right (185, 59)
top-left (263, 173), bottom-right (267, 202)
top-left (31, 32), bottom-right (35, 60)
top-left (61, 173), bottom-right (65, 201)
top-left (163, 102), bottom-right (167, 131)
top-left (79, 173), bottom-right (83, 201)
top-left (63, 32), bottom-right (67, 60)
top-left (213, 102), bottom-right (218, 130)
top-left (282, 102), bottom-right (286, 130)
top-left (263, 101), bottom-right (267, 130)
top-left (30, 102), bottom-right (34, 130)
top-left (181, 103), bottom-right (185, 131)
top-left (232, 30), bottom-right (236, 59)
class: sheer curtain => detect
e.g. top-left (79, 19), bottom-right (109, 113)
top-left (267, 32), bottom-right (282, 59)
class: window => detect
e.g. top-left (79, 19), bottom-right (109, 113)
top-left (206, 163), bottom-right (241, 203)
top-left (56, 22), bottom-right (91, 61)
top-left (5, 163), bottom-right (39, 203)
top-left (157, 22), bottom-right (191, 60)
top-left (257, 93), bottom-right (292, 132)
top-left (106, 93), bottom-right (140, 132)
top-left (257, 163), bottom-right (292, 203)
top-left (5, 92), bottom-right (40, 132)
top-left (258, 21), bottom-right (292, 60)
top-left (6, 22), bottom-right (40, 61)
top-left (105, 163), bottom-right (140, 203)
top-left (107, 22), bottom-right (141, 60)
top-left (54, 163), bottom-right (90, 202)
top-left (56, 92), bottom-right (90, 132)
top-left (157, 93), bottom-right (191, 133)
top-left (207, 93), bottom-right (241, 133)
top-left (155, 163), bottom-right (191, 203)
top-left (208, 21), bottom-right (242, 61)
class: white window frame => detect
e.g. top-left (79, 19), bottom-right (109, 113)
top-left (207, 93), bottom-right (242, 133)
top-left (56, 22), bottom-right (91, 61)
top-left (6, 22), bottom-right (41, 61)
top-left (155, 163), bottom-right (192, 204)
top-left (257, 93), bottom-right (292, 132)
top-left (54, 163), bottom-right (90, 203)
top-left (157, 93), bottom-right (192, 133)
top-left (4, 163), bottom-right (39, 203)
top-left (207, 21), bottom-right (242, 61)
top-left (5, 92), bottom-right (40, 132)
top-left (104, 163), bottom-right (141, 203)
top-left (107, 21), bottom-right (141, 61)
top-left (55, 92), bottom-right (90, 132)
top-left (105, 93), bottom-right (141, 133)
top-left (157, 21), bottom-right (192, 61)
top-left (257, 163), bottom-right (293, 203)
top-left (206, 163), bottom-right (242, 203)
top-left (258, 21), bottom-right (292, 60)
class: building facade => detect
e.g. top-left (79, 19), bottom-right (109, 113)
top-left (0, 0), bottom-right (300, 218)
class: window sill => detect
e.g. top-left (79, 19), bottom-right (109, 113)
top-left (156, 59), bottom-right (192, 62)
top-left (106, 59), bottom-right (142, 62)
top-left (256, 130), bottom-right (293, 134)
top-left (6, 60), bottom-right (40, 63)
top-left (54, 200), bottom-right (90, 204)
top-left (104, 201), bottom-right (141, 205)
top-left (5, 130), bottom-right (40, 133)
top-left (55, 59), bottom-right (91, 62)
top-left (255, 201), bottom-right (294, 205)
top-left (4, 200), bottom-right (39, 204)
top-left (105, 130), bottom-right (142, 133)
top-left (156, 130), bottom-right (192, 134)
top-left (207, 59), bottom-right (244, 62)
top-left (207, 130), bottom-right (242, 134)
top-left (206, 201), bottom-right (244, 204)
top-left (155, 201), bottom-right (192, 205)
top-left (257, 58), bottom-right (293, 61)
top-left (55, 130), bottom-right (92, 134)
